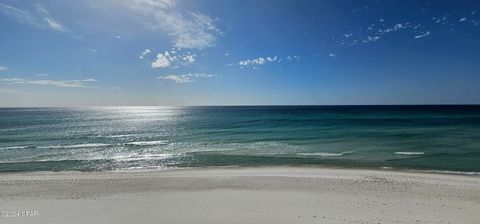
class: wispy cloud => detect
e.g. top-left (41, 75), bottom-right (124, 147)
top-left (286, 55), bottom-right (301, 61)
top-left (0, 88), bottom-right (29, 95)
top-left (0, 3), bottom-right (68, 32)
top-left (338, 19), bottom-right (437, 46)
top-left (182, 54), bottom-right (195, 63)
top-left (34, 73), bottom-right (51, 77)
top-left (235, 55), bottom-right (300, 69)
top-left (414, 31), bottom-right (430, 39)
top-left (238, 56), bottom-right (278, 67)
top-left (433, 13), bottom-right (479, 26)
top-left (328, 53), bottom-right (338, 58)
top-left (433, 13), bottom-right (480, 26)
top-left (337, 8), bottom-right (480, 47)
top-left (239, 57), bottom-right (266, 66)
top-left (379, 23), bottom-right (407, 34)
top-left (1, 78), bottom-right (97, 88)
top-left (157, 73), bottom-right (215, 83)
top-left (359, 23), bottom-right (406, 45)
top-left (0, 66), bottom-right (7, 71)
top-left (126, 0), bottom-right (221, 49)
top-left (342, 10), bottom-right (480, 45)
top-left (81, 46), bottom-right (97, 53)
top-left (139, 49), bottom-right (152, 59)
top-left (432, 15), bottom-right (449, 25)
top-left (151, 50), bottom-right (196, 68)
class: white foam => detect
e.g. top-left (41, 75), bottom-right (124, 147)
top-left (394, 152), bottom-right (425, 155)
top-left (107, 134), bottom-right (135, 138)
top-left (124, 140), bottom-right (167, 146)
top-left (0, 146), bottom-right (31, 150)
top-left (297, 151), bottom-right (354, 157)
top-left (112, 153), bottom-right (176, 162)
top-left (34, 141), bottom-right (167, 150)
top-left (37, 143), bottom-right (112, 149)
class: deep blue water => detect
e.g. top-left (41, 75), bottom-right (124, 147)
top-left (0, 106), bottom-right (479, 172)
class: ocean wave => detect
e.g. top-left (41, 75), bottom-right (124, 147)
top-left (123, 140), bottom-right (167, 146)
top-left (106, 134), bottom-right (136, 138)
top-left (112, 153), bottom-right (176, 162)
top-left (119, 165), bottom-right (170, 171)
top-left (0, 153), bottom-right (178, 164)
top-left (394, 152), bottom-right (425, 155)
top-left (31, 140), bottom-right (168, 150)
top-left (296, 151), bottom-right (354, 157)
top-left (0, 146), bottom-right (33, 150)
top-left (37, 143), bottom-right (112, 149)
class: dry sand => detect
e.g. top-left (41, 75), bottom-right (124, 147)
top-left (0, 167), bottom-right (479, 224)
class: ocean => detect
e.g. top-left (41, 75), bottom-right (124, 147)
top-left (0, 106), bottom-right (479, 173)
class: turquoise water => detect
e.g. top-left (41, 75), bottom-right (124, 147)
top-left (0, 106), bottom-right (479, 172)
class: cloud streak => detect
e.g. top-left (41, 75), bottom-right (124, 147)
top-left (235, 55), bottom-right (300, 69)
top-left (0, 88), bottom-right (29, 95)
top-left (127, 0), bottom-right (221, 49)
top-left (158, 73), bottom-right (215, 83)
top-left (0, 66), bottom-right (7, 71)
top-left (0, 3), bottom-right (68, 32)
top-left (81, 46), bottom-right (97, 53)
top-left (1, 78), bottom-right (97, 88)
top-left (414, 31), bottom-right (430, 39)
top-left (139, 49), bottom-right (152, 59)
top-left (238, 56), bottom-right (278, 67)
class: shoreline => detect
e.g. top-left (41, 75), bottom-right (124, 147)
top-left (1, 164), bottom-right (479, 177)
top-left (1, 166), bottom-right (479, 223)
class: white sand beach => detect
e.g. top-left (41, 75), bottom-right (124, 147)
top-left (1, 167), bottom-right (479, 224)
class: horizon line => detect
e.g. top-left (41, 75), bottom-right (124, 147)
top-left (1, 103), bottom-right (480, 108)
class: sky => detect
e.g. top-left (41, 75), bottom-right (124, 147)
top-left (0, 0), bottom-right (479, 106)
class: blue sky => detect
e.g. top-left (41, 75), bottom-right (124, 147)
top-left (0, 0), bottom-right (479, 106)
